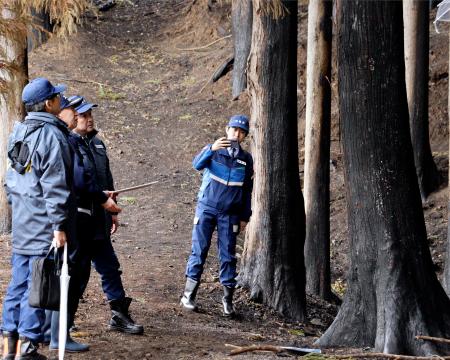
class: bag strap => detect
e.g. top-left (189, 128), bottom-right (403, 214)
top-left (45, 245), bottom-right (61, 275)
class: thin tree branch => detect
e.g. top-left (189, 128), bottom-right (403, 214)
top-left (176, 35), bottom-right (231, 51)
top-left (226, 344), bottom-right (283, 356)
top-left (416, 335), bottom-right (450, 345)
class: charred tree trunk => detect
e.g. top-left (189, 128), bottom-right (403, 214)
top-left (304, 0), bottom-right (332, 300)
top-left (0, 7), bottom-right (28, 234)
top-left (317, 1), bottom-right (450, 355)
top-left (28, 9), bottom-right (53, 50)
top-left (240, 0), bottom-right (306, 321)
top-left (231, 0), bottom-right (252, 100)
top-left (444, 34), bottom-right (450, 296)
top-left (403, 0), bottom-right (440, 202)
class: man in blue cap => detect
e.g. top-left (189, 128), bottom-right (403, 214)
top-left (81, 105), bottom-right (144, 334)
top-left (2, 78), bottom-right (72, 360)
top-left (45, 98), bottom-right (122, 353)
top-left (180, 115), bottom-right (254, 316)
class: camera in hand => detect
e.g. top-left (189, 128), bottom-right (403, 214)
top-left (229, 139), bottom-right (239, 150)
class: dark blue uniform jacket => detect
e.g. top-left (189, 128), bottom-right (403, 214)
top-left (193, 144), bottom-right (253, 222)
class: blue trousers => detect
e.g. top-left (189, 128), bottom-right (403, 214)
top-left (91, 236), bottom-right (125, 301)
top-left (75, 213), bottom-right (124, 301)
top-left (2, 254), bottom-right (46, 341)
top-left (185, 204), bottom-right (240, 287)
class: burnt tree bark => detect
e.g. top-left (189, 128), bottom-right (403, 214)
top-left (444, 33), bottom-right (450, 296)
top-left (231, 0), bottom-right (252, 100)
top-left (316, 1), bottom-right (450, 355)
top-left (0, 6), bottom-right (28, 234)
top-left (403, 0), bottom-right (440, 201)
top-left (304, 0), bottom-right (332, 300)
top-left (240, 0), bottom-right (306, 321)
top-left (28, 9), bottom-right (53, 50)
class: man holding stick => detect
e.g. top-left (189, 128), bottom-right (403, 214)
top-left (79, 100), bottom-right (144, 335)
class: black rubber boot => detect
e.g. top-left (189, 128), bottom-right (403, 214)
top-left (15, 337), bottom-right (47, 360)
top-left (180, 278), bottom-right (200, 311)
top-left (109, 297), bottom-right (144, 335)
top-left (2, 331), bottom-right (17, 360)
top-left (222, 286), bottom-right (236, 317)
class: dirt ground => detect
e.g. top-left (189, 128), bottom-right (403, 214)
top-left (1, 1), bottom-right (450, 359)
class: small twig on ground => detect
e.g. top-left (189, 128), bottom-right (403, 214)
top-left (416, 335), bottom-right (450, 345)
top-left (197, 71), bottom-right (216, 95)
top-left (225, 344), bottom-right (282, 356)
top-left (176, 35), bottom-right (232, 51)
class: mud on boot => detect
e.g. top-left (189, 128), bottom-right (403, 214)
top-left (109, 297), bottom-right (144, 335)
top-left (2, 331), bottom-right (17, 360)
top-left (222, 286), bottom-right (236, 317)
top-left (180, 277), bottom-right (200, 312)
top-left (15, 337), bottom-right (47, 360)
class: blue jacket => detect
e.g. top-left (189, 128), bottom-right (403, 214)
top-left (193, 144), bottom-right (253, 222)
top-left (5, 112), bottom-right (75, 255)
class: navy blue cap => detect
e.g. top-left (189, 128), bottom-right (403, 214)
top-left (75, 101), bottom-right (98, 114)
top-left (22, 78), bottom-right (66, 106)
top-left (60, 95), bottom-right (84, 110)
top-left (228, 114), bottom-right (249, 133)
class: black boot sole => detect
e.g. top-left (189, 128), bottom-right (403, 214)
top-left (108, 325), bottom-right (144, 335)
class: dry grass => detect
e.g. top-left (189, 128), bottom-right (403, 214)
top-left (0, 0), bottom-right (94, 92)
top-left (0, 0), bottom-right (95, 43)
top-left (256, 0), bottom-right (289, 19)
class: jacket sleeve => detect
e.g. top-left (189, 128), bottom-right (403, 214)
top-left (39, 136), bottom-right (72, 231)
top-left (103, 141), bottom-right (115, 191)
top-left (192, 144), bottom-right (214, 171)
top-left (239, 154), bottom-right (253, 222)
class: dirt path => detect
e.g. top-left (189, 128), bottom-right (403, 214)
top-left (0, 1), bottom-right (334, 359)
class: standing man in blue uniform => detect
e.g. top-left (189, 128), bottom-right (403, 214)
top-left (82, 103), bottom-right (144, 334)
top-left (46, 98), bottom-right (121, 353)
top-left (180, 115), bottom-right (253, 316)
top-left (2, 78), bottom-right (72, 360)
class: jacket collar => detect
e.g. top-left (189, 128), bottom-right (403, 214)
top-left (86, 129), bottom-right (98, 140)
top-left (25, 112), bottom-right (70, 135)
top-left (217, 147), bottom-right (242, 158)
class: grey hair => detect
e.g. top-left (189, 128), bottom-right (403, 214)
top-left (25, 100), bottom-right (47, 113)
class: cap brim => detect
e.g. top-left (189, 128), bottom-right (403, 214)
top-left (76, 103), bottom-right (98, 114)
top-left (53, 84), bottom-right (67, 94)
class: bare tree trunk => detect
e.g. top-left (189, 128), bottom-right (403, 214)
top-left (231, 0), bottom-right (252, 100)
top-left (403, 0), bottom-right (440, 202)
top-left (240, 0), bottom-right (306, 321)
top-left (304, 0), bottom-right (332, 301)
top-left (0, 6), bottom-right (28, 234)
top-left (316, 1), bottom-right (450, 355)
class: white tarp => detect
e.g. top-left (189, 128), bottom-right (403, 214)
top-left (435, 0), bottom-right (450, 32)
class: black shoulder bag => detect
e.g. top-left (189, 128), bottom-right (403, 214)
top-left (29, 247), bottom-right (61, 311)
